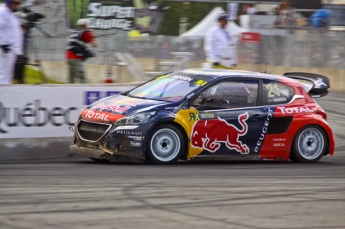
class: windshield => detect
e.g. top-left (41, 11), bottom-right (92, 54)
top-left (128, 73), bottom-right (211, 102)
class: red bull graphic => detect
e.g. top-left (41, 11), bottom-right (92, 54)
top-left (191, 112), bottom-right (250, 154)
top-left (91, 98), bottom-right (148, 113)
top-left (92, 102), bottom-right (132, 113)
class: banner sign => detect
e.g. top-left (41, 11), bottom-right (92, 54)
top-left (0, 85), bottom-right (135, 138)
top-left (67, 0), bottom-right (166, 34)
top-left (240, 32), bottom-right (261, 43)
top-left (87, 0), bottom-right (135, 30)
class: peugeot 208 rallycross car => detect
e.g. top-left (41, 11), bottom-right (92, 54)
top-left (70, 69), bottom-right (335, 164)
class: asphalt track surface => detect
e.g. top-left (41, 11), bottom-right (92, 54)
top-left (1, 91), bottom-right (344, 229)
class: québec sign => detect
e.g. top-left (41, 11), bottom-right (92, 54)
top-left (0, 85), bottom-right (135, 138)
top-left (0, 100), bottom-right (78, 136)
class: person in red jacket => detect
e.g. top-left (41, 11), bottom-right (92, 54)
top-left (66, 19), bottom-right (97, 83)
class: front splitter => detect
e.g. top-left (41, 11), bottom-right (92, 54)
top-left (70, 144), bottom-right (144, 163)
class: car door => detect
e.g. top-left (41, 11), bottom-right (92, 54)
top-left (189, 79), bottom-right (273, 157)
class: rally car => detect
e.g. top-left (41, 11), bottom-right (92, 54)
top-left (70, 69), bottom-right (335, 164)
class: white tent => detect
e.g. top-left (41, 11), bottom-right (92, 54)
top-left (180, 7), bottom-right (247, 37)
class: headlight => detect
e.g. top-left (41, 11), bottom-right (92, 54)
top-left (114, 111), bottom-right (156, 125)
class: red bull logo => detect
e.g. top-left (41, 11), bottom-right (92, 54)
top-left (191, 112), bottom-right (249, 154)
top-left (91, 98), bottom-right (145, 113)
top-left (92, 102), bottom-right (132, 113)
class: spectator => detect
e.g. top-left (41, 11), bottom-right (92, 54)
top-left (247, 4), bottom-right (257, 15)
top-left (275, 1), bottom-right (293, 26)
top-left (310, 9), bottom-right (331, 28)
top-left (0, 0), bottom-right (23, 84)
top-left (204, 13), bottom-right (237, 69)
top-left (13, 23), bottom-right (28, 84)
top-left (66, 18), bottom-right (97, 84)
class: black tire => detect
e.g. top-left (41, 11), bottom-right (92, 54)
top-left (146, 124), bottom-right (186, 164)
top-left (89, 157), bottom-right (109, 163)
top-left (290, 125), bottom-right (327, 163)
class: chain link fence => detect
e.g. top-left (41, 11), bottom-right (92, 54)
top-left (26, 1), bottom-right (345, 70)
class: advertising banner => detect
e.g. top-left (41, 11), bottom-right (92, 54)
top-left (0, 85), bottom-right (135, 138)
top-left (67, 0), bottom-right (166, 34)
top-left (238, 32), bottom-right (261, 64)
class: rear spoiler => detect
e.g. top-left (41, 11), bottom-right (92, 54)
top-left (283, 72), bottom-right (330, 98)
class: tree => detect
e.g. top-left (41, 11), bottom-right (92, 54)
top-left (159, 2), bottom-right (227, 36)
top-left (159, 2), bottom-right (185, 36)
top-left (185, 2), bottom-right (226, 31)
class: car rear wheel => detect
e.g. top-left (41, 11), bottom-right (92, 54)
top-left (290, 125), bottom-right (327, 163)
top-left (147, 124), bottom-right (186, 164)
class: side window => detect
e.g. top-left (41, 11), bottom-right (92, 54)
top-left (262, 81), bottom-right (294, 105)
top-left (190, 80), bottom-right (259, 110)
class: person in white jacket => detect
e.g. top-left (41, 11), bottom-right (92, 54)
top-left (204, 13), bottom-right (237, 69)
top-left (0, 0), bottom-right (23, 84)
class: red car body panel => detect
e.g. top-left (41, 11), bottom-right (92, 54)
top-left (258, 76), bottom-right (335, 160)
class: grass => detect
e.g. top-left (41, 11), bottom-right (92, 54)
top-left (67, 0), bottom-right (90, 29)
top-left (24, 67), bottom-right (64, 84)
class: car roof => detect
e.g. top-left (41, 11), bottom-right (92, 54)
top-left (181, 68), bottom-right (292, 82)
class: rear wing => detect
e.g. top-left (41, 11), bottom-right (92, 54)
top-left (283, 72), bottom-right (330, 98)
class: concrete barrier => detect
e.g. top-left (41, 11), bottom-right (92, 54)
top-left (40, 62), bottom-right (134, 84)
top-left (0, 84), bottom-right (139, 160)
top-left (0, 137), bottom-right (72, 160)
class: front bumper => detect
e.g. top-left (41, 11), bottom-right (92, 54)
top-left (71, 119), bottom-right (147, 163)
top-left (70, 144), bottom-right (144, 163)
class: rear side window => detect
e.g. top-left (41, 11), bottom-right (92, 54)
top-left (262, 81), bottom-right (294, 105)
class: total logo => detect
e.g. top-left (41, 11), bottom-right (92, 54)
top-left (84, 110), bottom-right (109, 122)
top-left (277, 106), bottom-right (313, 114)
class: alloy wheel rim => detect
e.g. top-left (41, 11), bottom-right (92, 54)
top-left (297, 128), bottom-right (324, 160)
top-left (150, 128), bottom-right (180, 162)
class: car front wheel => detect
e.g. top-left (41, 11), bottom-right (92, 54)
top-left (147, 124), bottom-right (186, 164)
top-left (290, 125), bottom-right (327, 163)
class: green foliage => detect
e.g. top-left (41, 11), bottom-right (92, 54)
top-left (159, 2), bottom-right (185, 36)
top-left (67, 0), bottom-right (90, 29)
top-left (159, 2), bottom-right (227, 36)
top-left (185, 2), bottom-right (227, 31)
top-left (24, 67), bottom-right (63, 84)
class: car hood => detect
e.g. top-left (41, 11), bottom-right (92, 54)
top-left (80, 94), bottom-right (169, 124)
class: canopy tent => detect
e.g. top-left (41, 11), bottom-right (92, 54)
top-left (180, 7), bottom-right (247, 37)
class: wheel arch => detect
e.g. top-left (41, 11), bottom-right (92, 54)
top-left (290, 123), bottom-right (329, 162)
top-left (289, 123), bottom-right (330, 157)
